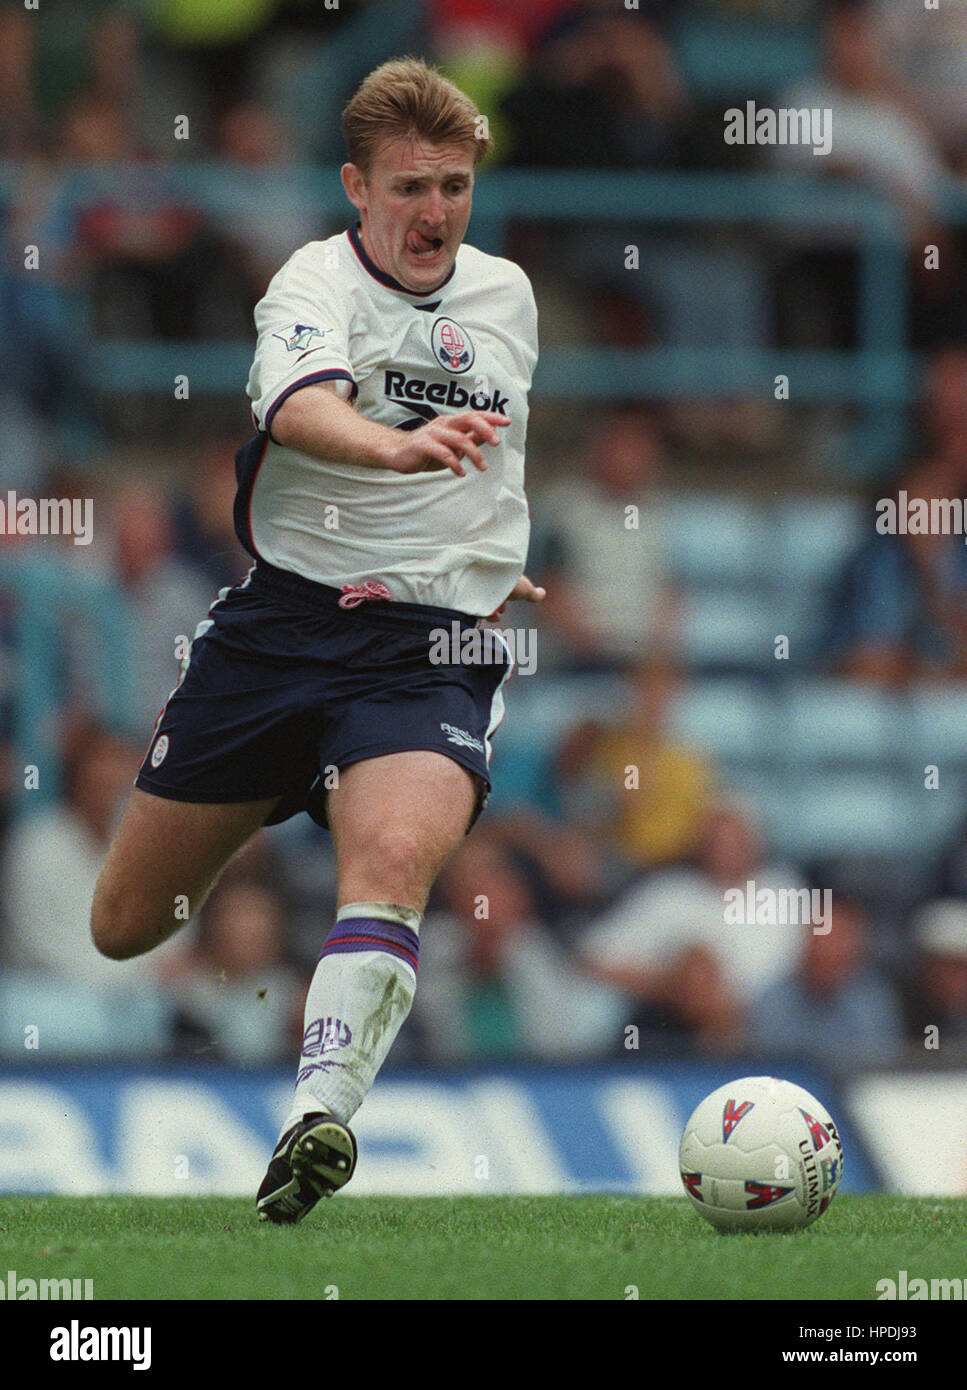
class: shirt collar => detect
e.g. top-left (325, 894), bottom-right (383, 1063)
top-left (346, 221), bottom-right (456, 296)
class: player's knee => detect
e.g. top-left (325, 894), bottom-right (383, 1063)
top-left (90, 886), bottom-right (132, 960)
top-left (354, 827), bottom-right (432, 902)
top-left (90, 876), bottom-right (158, 960)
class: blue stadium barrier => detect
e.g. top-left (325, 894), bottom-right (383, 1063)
top-left (0, 162), bottom-right (916, 468)
top-left (670, 15), bottom-right (820, 99)
top-left (0, 1059), bottom-right (877, 1196)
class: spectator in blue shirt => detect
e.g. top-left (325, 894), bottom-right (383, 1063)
top-left (749, 897), bottom-right (904, 1065)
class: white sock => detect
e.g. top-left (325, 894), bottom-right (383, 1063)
top-left (280, 902), bottom-right (420, 1133)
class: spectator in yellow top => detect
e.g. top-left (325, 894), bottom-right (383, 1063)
top-left (555, 655), bottom-right (716, 871)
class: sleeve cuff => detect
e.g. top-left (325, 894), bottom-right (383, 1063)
top-left (263, 370), bottom-right (358, 441)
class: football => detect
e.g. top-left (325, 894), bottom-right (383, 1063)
top-left (679, 1076), bottom-right (844, 1232)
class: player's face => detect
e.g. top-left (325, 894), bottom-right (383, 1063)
top-left (342, 136), bottom-right (475, 293)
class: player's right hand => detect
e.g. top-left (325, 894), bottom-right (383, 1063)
top-left (385, 411), bottom-right (510, 477)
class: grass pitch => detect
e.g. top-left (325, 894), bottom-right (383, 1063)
top-left (1, 1195), bottom-right (964, 1300)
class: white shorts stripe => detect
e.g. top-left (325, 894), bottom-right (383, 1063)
top-left (484, 628), bottom-right (515, 765)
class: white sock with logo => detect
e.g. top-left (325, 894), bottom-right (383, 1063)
top-left (279, 902), bottom-right (420, 1134)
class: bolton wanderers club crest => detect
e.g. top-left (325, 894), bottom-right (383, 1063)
top-left (431, 317), bottom-right (475, 374)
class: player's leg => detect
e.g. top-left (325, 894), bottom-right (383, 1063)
top-left (91, 787), bottom-right (281, 960)
top-left (329, 748), bottom-right (478, 910)
top-left (257, 749), bottom-right (476, 1222)
top-left (296, 750), bottom-right (476, 1119)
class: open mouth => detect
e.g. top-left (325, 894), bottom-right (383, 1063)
top-left (407, 230), bottom-right (445, 258)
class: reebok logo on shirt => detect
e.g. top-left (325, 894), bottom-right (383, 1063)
top-left (384, 370), bottom-right (509, 416)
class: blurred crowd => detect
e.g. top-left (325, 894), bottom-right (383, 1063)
top-left (4, 0), bottom-right (967, 1069)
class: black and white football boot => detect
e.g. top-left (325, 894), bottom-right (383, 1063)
top-left (256, 1111), bottom-right (357, 1224)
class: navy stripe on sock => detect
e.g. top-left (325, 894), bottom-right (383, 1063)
top-left (319, 917), bottom-right (419, 974)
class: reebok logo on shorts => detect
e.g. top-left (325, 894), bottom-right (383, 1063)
top-left (441, 723), bottom-right (484, 753)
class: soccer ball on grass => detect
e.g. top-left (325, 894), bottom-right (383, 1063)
top-left (679, 1075), bottom-right (843, 1232)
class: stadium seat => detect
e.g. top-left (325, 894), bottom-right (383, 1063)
top-left (666, 495), bottom-right (772, 587)
top-left (771, 496), bottom-right (867, 589)
top-left (667, 680), bottom-right (778, 765)
top-left (777, 679), bottom-right (907, 767)
top-left (486, 738), bottom-right (556, 813)
top-left (777, 594), bottom-right (830, 668)
top-left (0, 976), bottom-right (171, 1058)
top-left (501, 673), bottom-right (628, 741)
top-left (906, 683), bottom-right (967, 769)
top-left (678, 590), bottom-right (779, 671)
top-left (764, 772), bottom-right (960, 860)
top-left (491, 674), bottom-right (629, 812)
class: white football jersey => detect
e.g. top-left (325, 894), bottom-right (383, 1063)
top-left (235, 222), bottom-right (538, 617)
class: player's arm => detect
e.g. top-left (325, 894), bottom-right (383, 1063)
top-left (271, 382), bottom-right (509, 479)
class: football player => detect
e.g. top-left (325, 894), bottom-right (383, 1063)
top-left (91, 57), bottom-right (543, 1221)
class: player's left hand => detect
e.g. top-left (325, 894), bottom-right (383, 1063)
top-left (486, 574), bottom-right (546, 620)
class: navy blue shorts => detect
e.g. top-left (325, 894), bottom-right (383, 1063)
top-left (135, 561), bottom-right (512, 829)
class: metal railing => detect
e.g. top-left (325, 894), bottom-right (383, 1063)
top-left (3, 162), bottom-right (960, 795)
top-left (2, 162), bottom-right (923, 461)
